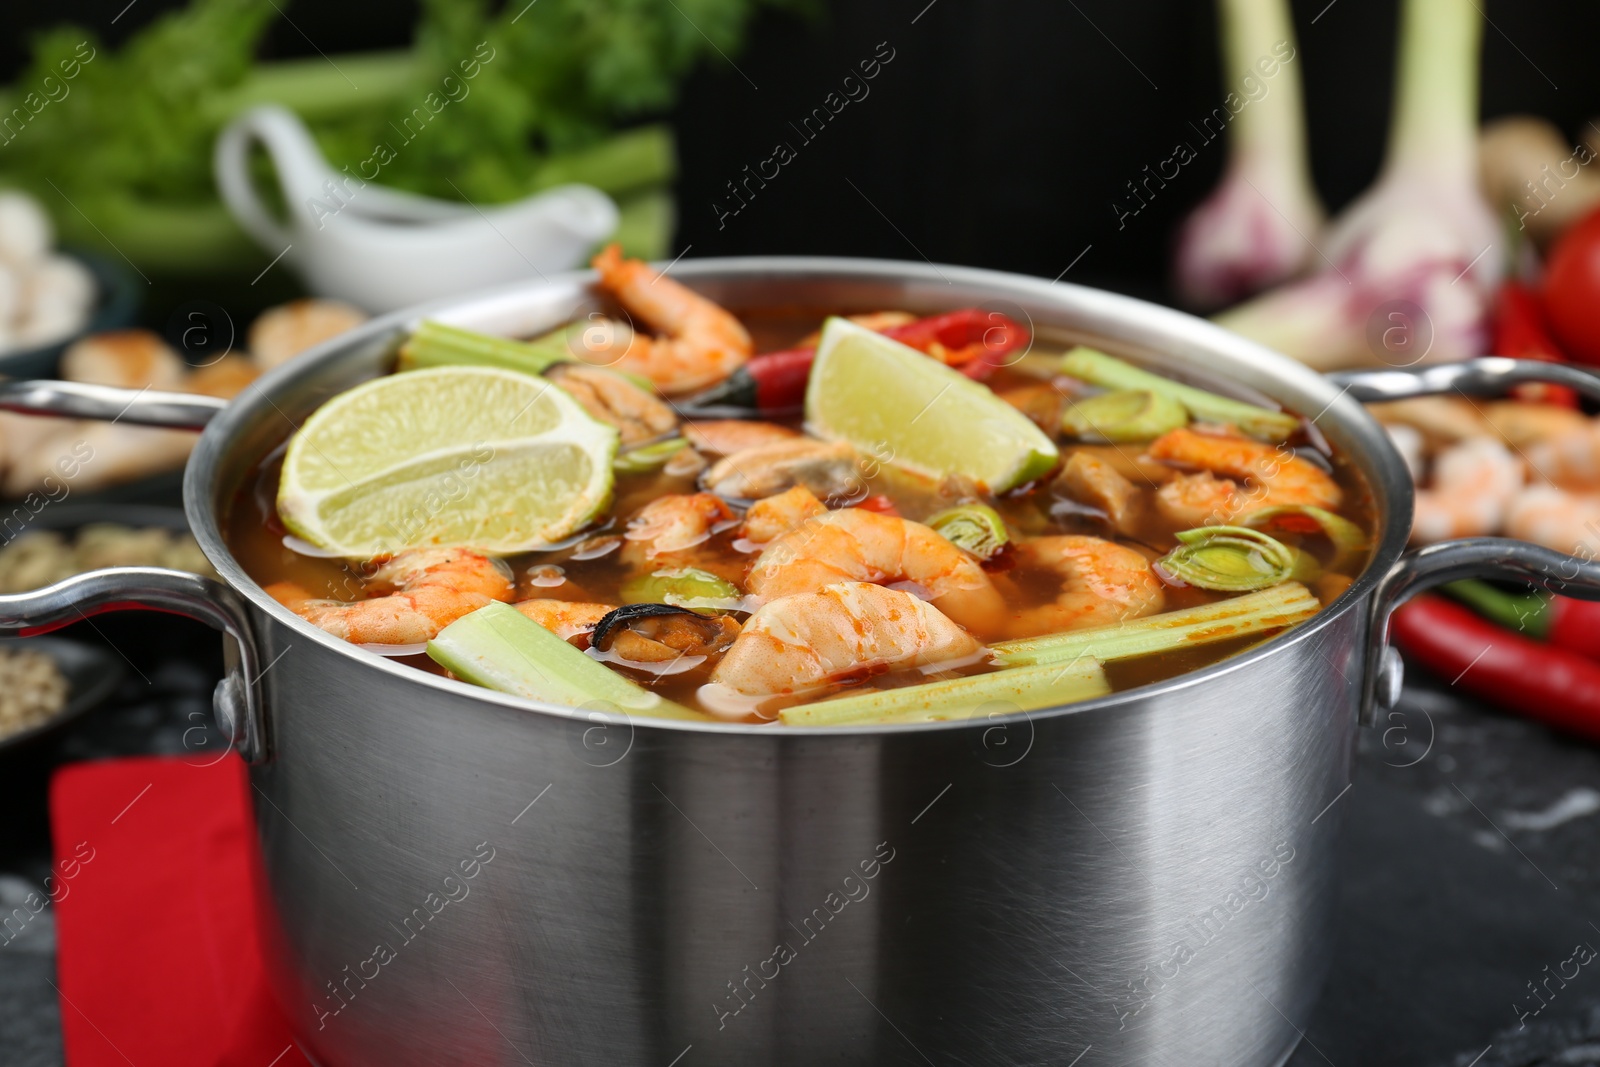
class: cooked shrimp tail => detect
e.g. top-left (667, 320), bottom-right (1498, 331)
top-left (268, 548), bottom-right (513, 644)
top-left (578, 244), bottom-right (753, 396)
top-left (1147, 426), bottom-right (1341, 526)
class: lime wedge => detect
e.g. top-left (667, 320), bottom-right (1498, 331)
top-left (278, 366), bottom-right (617, 557)
top-left (805, 317), bottom-right (1058, 491)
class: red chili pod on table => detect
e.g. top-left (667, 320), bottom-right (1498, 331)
top-left (1390, 594), bottom-right (1600, 743)
top-left (1446, 579), bottom-right (1600, 663)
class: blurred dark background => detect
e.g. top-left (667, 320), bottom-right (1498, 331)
top-left (5, 0), bottom-right (1598, 306)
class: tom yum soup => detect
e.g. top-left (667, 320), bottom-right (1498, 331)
top-left (225, 246), bottom-right (1374, 726)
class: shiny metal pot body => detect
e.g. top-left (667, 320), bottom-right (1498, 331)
top-left (6, 259), bottom-right (1597, 1067)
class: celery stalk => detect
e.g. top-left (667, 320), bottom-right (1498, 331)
top-left (397, 321), bottom-right (573, 375)
top-left (428, 602), bottom-right (700, 720)
top-left (201, 52), bottom-right (418, 125)
top-left (1059, 347), bottom-right (1301, 442)
top-left (530, 126), bottom-right (678, 196)
top-left (779, 660), bottom-right (1110, 727)
top-left (992, 582), bottom-right (1321, 668)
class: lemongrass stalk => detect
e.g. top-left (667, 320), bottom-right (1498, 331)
top-left (428, 602), bottom-right (701, 720)
top-left (779, 660), bottom-right (1110, 727)
top-left (397, 320), bottom-right (572, 375)
top-left (992, 581), bottom-right (1320, 668)
top-left (1059, 347), bottom-right (1300, 441)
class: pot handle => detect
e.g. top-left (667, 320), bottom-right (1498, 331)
top-left (1330, 358), bottom-right (1600, 723)
top-left (0, 568), bottom-right (268, 763)
top-left (0, 379), bottom-right (225, 430)
top-left (1362, 540), bottom-right (1600, 724)
top-left (1325, 355), bottom-right (1600, 403)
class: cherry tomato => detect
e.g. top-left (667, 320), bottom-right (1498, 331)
top-left (1543, 206), bottom-right (1600, 365)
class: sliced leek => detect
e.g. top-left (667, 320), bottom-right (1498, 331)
top-left (620, 567), bottom-right (741, 611)
top-left (427, 602), bottom-right (700, 719)
top-left (1158, 525), bottom-right (1297, 592)
top-left (614, 437), bottom-right (688, 474)
top-left (1059, 347), bottom-right (1300, 442)
top-left (1240, 505), bottom-right (1369, 570)
top-left (779, 659), bottom-right (1110, 727)
top-left (992, 581), bottom-right (1321, 668)
top-left (1060, 389), bottom-right (1188, 442)
top-left (928, 504), bottom-right (1010, 560)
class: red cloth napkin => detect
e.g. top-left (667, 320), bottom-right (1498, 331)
top-left (50, 754), bottom-right (310, 1067)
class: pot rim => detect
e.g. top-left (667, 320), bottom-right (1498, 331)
top-left (186, 256), bottom-right (1411, 735)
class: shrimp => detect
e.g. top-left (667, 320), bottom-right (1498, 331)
top-left (705, 582), bottom-right (982, 709)
top-left (1367, 396), bottom-right (1488, 446)
top-left (546, 363), bottom-right (676, 445)
top-left (1482, 401), bottom-right (1588, 450)
top-left (1506, 484), bottom-right (1600, 556)
top-left (741, 485), bottom-right (826, 544)
top-left (1146, 426), bottom-right (1341, 526)
top-left (747, 508), bottom-right (1006, 637)
top-left (703, 438), bottom-right (863, 501)
top-left (1004, 536), bottom-right (1164, 638)
top-left (624, 493), bottom-right (737, 558)
top-left (1526, 420), bottom-right (1600, 487)
top-left (513, 599), bottom-right (615, 649)
top-left (1411, 437), bottom-right (1523, 543)
top-left (265, 548), bottom-right (512, 644)
top-left (578, 244), bottom-right (753, 396)
top-left (620, 492), bottom-right (743, 582)
top-left (683, 419), bottom-right (798, 456)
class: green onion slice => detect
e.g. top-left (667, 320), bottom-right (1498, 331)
top-left (1157, 525), bottom-right (1296, 592)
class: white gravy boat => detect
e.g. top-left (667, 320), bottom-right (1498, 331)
top-left (214, 106), bottom-right (618, 312)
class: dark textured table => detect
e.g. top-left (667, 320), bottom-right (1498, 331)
top-left (2, 623), bottom-right (1598, 1067)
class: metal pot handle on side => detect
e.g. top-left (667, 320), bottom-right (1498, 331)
top-left (1329, 358), bottom-right (1600, 725)
top-left (0, 380), bottom-right (268, 762)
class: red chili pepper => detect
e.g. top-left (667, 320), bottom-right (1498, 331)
top-left (852, 494), bottom-right (900, 516)
top-left (1445, 580), bottom-right (1600, 661)
top-left (1493, 281), bottom-right (1579, 407)
top-left (1390, 595), bottom-right (1600, 742)
top-left (880, 308), bottom-right (1028, 380)
top-left (679, 309), bottom-right (1030, 414)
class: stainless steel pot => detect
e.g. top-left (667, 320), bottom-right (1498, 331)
top-left (5, 259), bottom-right (1600, 1067)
